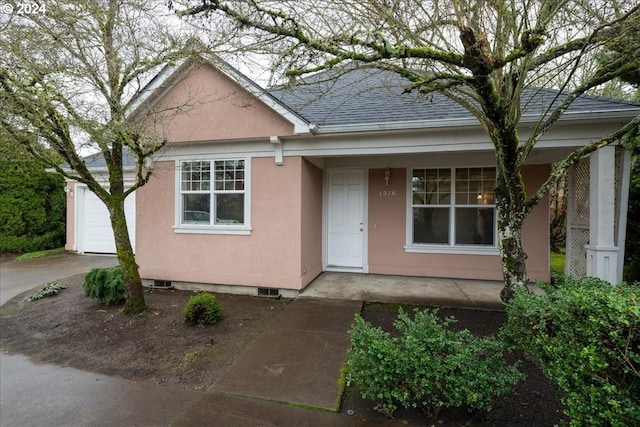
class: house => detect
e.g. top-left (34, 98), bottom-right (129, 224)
top-left (65, 58), bottom-right (639, 296)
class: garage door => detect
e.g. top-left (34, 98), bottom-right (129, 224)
top-left (79, 188), bottom-right (136, 254)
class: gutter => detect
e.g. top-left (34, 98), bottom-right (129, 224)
top-left (308, 108), bottom-right (640, 136)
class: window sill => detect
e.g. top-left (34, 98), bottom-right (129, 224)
top-left (173, 225), bottom-right (252, 235)
top-left (404, 245), bottom-right (499, 256)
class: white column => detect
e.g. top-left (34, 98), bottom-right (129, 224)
top-left (585, 145), bottom-right (619, 283)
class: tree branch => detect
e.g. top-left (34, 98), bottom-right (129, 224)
top-left (525, 115), bottom-right (640, 215)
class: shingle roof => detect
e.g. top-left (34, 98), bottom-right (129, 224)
top-left (61, 147), bottom-right (137, 171)
top-left (269, 67), bottom-right (640, 126)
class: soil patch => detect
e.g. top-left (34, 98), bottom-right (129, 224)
top-left (1, 278), bottom-right (564, 425)
top-left (0, 275), bottom-right (290, 390)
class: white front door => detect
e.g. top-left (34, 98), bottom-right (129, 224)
top-left (327, 169), bottom-right (365, 268)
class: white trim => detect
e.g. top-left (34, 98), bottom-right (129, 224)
top-left (325, 266), bottom-right (365, 273)
top-left (173, 226), bottom-right (252, 236)
top-left (127, 61), bottom-right (185, 118)
top-left (174, 157), bottom-right (252, 235)
top-left (404, 245), bottom-right (499, 256)
top-left (309, 109), bottom-right (640, 136)
top-left (270, 136), bottom-right (284, 165)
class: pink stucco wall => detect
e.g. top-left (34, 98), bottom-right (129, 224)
top-left (150, 63), bottom-right (294, 143)
top-left (64, 181), bottom-right (76, 251)
top-left (367, 165), bottom-right (550, 282)
top-left (300, 159), bottom-right (323, 287)
top-left (136, 157), bottom-right (318, 290)
top-left (521, 164), bottom-right (551, 281)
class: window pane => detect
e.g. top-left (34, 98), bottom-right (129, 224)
top-left (468, 168), bottom-right (483, 180)
top-left (413, 207), bottom-right (449, 244)
top-left (454, 167), bottom-right (496, 206)
top-left (456, 192), bottom-right (469, 204)
top-left (214, 160), bottom-right (245, 193)
top-left (413, 168), bottom-right (450, 206)
top-left (183, 194), bottom-right (210, 224)
top-left (216, 194), bottom-right (244, 224)
top-left (181, 161), bottom-right (210, 191)
top-left (455, 207), bottom-right (495, 245)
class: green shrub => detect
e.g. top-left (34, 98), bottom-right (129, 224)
top-left (501, 276), bottom-right (640, 426)
top-left (0, 159), bottom-right (66, 254)
top-left (347, 309), bottom-right (524, 418)
top-left (183, 293), bottom-right (223, 325)
top-left (82, 266), bottom-right (125, 306)
top-left (28, 282), bottom-right (67, 301)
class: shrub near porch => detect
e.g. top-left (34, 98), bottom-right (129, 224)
top-left (347, 308), bottom-right (524, 418)
top-left (501, 276), bottom-right (640, 426)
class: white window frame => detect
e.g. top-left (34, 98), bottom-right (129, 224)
top-left (405, 166), bottom-right (499, 255)
top-left (174, 158), bottom-right (252, 235)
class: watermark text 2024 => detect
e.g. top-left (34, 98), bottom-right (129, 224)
top-left (2, 3), bottom-right (46, 14)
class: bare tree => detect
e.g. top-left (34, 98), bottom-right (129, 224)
top-left (179, 0), bottom-right (640, 299)
top-left (0, 0), bottom-right (208, 313)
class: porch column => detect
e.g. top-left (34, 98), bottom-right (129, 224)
top-left (585, 145), bottom-right (618, 283)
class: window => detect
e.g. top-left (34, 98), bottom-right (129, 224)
top-left (179, 160), bottom-right (248, 231)
top-left (410, 167), bottom-right (496, 249)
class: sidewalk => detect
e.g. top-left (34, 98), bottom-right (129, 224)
top-left (210, 298), bottom-right (362, 411)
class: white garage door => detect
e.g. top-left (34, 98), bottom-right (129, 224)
top-left (79, 188), bottom-right (136, 254)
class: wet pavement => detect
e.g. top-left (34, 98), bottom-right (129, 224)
top-left (1, 351), bottom-right (199, 427)
top-left (210, 298), bottom-right (362, 411)
top-left (0, 253), bottom-right (117, 305)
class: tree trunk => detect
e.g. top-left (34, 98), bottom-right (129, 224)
top-left (108, 196), bottom-right (146, 314)
top-left (495, 170), bottom-right (530, 301)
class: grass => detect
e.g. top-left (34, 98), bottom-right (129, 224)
top-left (15, 247), bottom-right (66, 261)
top-left (550, 252), bottom-right (566, 275)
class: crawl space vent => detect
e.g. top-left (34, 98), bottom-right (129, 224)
top-left (257, 287), bottom-right (280, 297)
top-left (153, 280), bottom-right (172, 288)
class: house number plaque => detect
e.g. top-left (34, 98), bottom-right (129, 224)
top-left (379, 190), bottom-right (397, 197)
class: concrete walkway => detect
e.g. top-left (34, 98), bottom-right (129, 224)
top-left (211, 298), bottom-right (362, 411)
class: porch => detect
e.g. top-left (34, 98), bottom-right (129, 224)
top-left (299, 272), bottom-right (517, 310)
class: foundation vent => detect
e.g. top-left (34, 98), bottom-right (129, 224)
top-left (153, 280), bottom-right (172, 288)
top-left (257, 287), bottom-right (280, 298)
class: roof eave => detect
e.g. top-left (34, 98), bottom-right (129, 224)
top-left (313, 117), bottom-right (480, 134)
top-left (310, 108), bottom-right (640, 135)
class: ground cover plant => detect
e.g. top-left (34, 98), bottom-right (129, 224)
top-left (501, 276), bottom-right (640, 426)
top-left (27, 282), bottom-right (67, 302)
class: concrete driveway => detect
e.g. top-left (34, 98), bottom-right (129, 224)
top-left (0, 253), bottom-right (117, 306)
